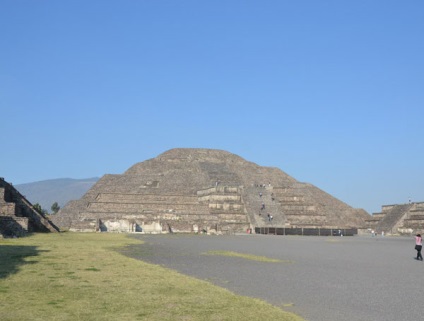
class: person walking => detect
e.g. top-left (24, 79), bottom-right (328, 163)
top-left (415, 234), bottom-right (423, 261)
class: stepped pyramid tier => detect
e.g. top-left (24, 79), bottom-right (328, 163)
top-left (365, 202), bottom-right (424, 235)
top-left (0, 177), bottom-right (59, 237)
top-left (52, 148), bottom-right (370, 234)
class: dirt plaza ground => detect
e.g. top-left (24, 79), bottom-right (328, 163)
top-left (124, 234), bottom-right (423, 321)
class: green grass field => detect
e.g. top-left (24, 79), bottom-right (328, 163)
top-left (0, 233), bottom-right (304, 321)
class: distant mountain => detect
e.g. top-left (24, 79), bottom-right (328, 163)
top-left (16, 177), bottom-right (99, 212)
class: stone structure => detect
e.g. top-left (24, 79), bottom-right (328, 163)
top-left (53, 148), bottom-right (370, 234)
top-left (365, 202), bottom-right (424, 235)
top-left (0, 178), bottom-right (59, 237)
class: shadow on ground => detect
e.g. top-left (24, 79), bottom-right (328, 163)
top-left (0, 245), bottom-right (42, 279)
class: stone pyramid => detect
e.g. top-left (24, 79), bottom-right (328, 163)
top-left (53, 148), bottom-right (370, 234)
top-left (365, 202), bottom-right (424, 235)
top-left (1, 177), bottom-right (59, 237)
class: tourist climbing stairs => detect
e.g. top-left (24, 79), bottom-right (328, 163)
top-left (243, 186), bottom-right (285, 227)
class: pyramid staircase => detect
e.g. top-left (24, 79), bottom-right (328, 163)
top-left (242, 186), bottom-right (285, 227)
top-left (364, 203), bottom-right (424, 235)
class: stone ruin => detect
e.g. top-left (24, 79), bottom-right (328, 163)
top-left (53, 148), bottom-right (370, 234)
top-left (0, 177), bottom-right (59, 237)
top-left (365, 202), bottom-right (424, 235)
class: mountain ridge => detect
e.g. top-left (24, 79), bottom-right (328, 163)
top-left (15, 177), bottom-right (99, 211)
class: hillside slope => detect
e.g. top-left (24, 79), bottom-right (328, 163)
top-left (15, 177), bottom-right (99, 211)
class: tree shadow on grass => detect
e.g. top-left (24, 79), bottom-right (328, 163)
top-left (0, 245), bottom-right (45, 279)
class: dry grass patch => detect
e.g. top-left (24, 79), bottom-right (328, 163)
top-left (0, 233), bottom-right (303, 321)
top-left (203, 250), bottom-right (293, 263)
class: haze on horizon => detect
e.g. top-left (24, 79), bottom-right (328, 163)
top-left (1, 1), bottom-right (423, 215)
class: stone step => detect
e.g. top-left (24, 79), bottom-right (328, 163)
top-left (197, 186), bottom-right (240, 196)
top-left (79, 211), bottom-right (248, 220)
top-left (198, 195), bottom-right (242, 202)
top-left (283, 210), bottom-right (324, 216)
top-left (96, 193), bottom-right (199, 204)
top-left (408, 215), bottom-right (424, 220)
top-left (410, 210), bottom-right (424, 215)
top-left (87, 202), bottom-right (210, 214)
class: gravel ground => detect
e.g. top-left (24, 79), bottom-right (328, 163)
top-left (123, 234), bottom-right (423, 321)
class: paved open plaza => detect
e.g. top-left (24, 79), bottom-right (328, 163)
top-left (126, 234), bottom-right (423, 321)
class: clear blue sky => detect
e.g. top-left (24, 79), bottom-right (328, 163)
top-left (1, 1), bottom-right (423, 214)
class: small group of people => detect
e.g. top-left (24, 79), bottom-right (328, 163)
top-left (370, 230), bottom-right (384, 237)
top-left (255, 183), bottom-right (271, 188)
top-left (257, 185), bottom-right (274, 223)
